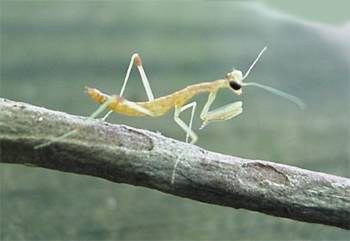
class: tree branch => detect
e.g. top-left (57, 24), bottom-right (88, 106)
top-left (0, 98), bottom-right (349, 229)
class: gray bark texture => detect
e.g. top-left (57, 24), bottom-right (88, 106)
top-left (0, 98), bottom-right (349, 229)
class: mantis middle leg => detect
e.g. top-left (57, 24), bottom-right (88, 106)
top-left (174, 102), bottom-right (198, 144)
top-left (171, 101), bottom-right (197, 184)
top-left (103, 53), bottom-right (155, 120)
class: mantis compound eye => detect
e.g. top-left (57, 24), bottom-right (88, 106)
top-left (229, 81), bottom-right (242, 90)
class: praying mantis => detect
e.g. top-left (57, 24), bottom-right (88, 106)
top-left (34, 46), bottom-right (305, 149)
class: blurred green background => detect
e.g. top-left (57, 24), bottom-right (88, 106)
top-left (1, 1), bottom-right (349, 240)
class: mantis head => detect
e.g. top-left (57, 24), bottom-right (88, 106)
top-left (224, 70), bottom-right (243, 95)
top-left (225, 46), bottom-right (267, 95)
top-left (225, 46), bottom-right (305, 109)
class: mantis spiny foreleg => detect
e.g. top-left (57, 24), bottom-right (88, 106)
top-left (200, 91), bottom-right (243, 129)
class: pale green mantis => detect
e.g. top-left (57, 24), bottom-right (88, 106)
top-left (35, 46), bottom-right (304, 149)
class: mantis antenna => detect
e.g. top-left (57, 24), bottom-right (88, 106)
top-left (242, 82), bottom-right (306, 109)
top-left (242, 46), bottom-right (267, 80)
top-left (241, 46), bottom-right (306, 109)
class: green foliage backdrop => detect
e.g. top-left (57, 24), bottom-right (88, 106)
top-left (1, 1), bottom-right (349, 240)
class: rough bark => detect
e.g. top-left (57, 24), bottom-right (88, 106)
top-left (0, 98), bottom-right (349, 229)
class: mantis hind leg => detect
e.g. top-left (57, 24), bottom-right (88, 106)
top-left (34, 96), bottom-right (116, 149)
top-left (34, 96), bottom-right (157, 149)
top-left (103, 53), bottom-right (155, 120)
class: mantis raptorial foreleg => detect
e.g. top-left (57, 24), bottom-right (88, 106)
top-left (103, 53), bottom-right (155, 120)
top-left (200, 91), bottom-right (243, 129)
